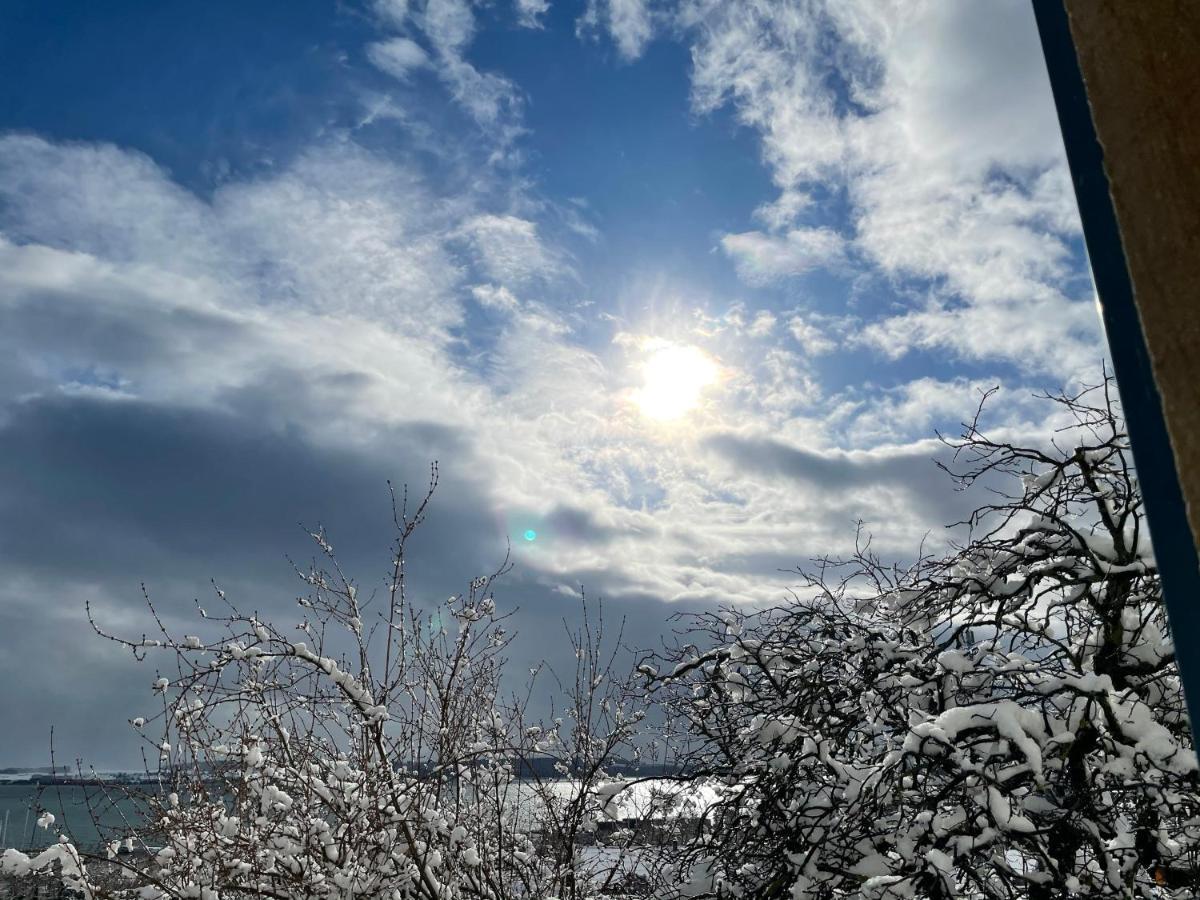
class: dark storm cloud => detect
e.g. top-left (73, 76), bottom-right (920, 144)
top-left (542, 504), bottom-right (623, 544)
top-left (0, 284), bottom-right (244, 378)
top-left (0, 598), bottom-right (152, 771)
top-left (0, 393), bottom-right (666, 767)
top-left (703, 432), bottom-right (980, 530)
top-left (0, 395), bottom-right (472, 576)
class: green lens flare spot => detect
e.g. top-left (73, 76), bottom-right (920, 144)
top-left (523, 529), bottom-right (537, 542)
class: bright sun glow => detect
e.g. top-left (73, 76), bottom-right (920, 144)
top-left (634, 343), bottom-right (720, 421)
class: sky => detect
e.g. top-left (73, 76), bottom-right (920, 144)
top-left (0, 0), bottom-right (1108, 767)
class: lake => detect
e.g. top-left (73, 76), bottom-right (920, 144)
top-left (0, 776), bottom-right (709, 852)
top-left (0, 785), bottom-right (145, 851)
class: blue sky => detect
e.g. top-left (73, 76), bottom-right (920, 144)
top-left (0, 0), bottom-right (1106, 765)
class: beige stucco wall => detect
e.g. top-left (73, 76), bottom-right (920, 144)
top-left (1064, 0), bottom-right (1200, 548)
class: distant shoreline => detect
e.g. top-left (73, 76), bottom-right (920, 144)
top-left (0, 759), bottom-right (684, 787)
top-left (0, 777), bottom-right (160, 786)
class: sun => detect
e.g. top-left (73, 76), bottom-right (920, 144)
top-left (633, 342), bottom-right (720, 421)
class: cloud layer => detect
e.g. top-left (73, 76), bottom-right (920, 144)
top-left (0, 0), bottom-right (1108, 765)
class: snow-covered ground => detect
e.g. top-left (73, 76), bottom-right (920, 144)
top-left (493, 776), bottom-right (721, 830)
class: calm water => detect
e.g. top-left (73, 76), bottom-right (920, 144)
top-left (0, 785), bottom-right (146, 851)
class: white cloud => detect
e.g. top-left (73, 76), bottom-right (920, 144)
top-left (372, 0), bottom-right (411, 29)
top-left (835, 375), bottom-right (1062, 452)
top-left (557, 197), bottom-right (602, 242)
top-left (370, 0), bottom-right (526, 149)
top-left (745, 346), bottom-right (821, 418)
top-left (683, 0), bottom-right (850, 184)
top-left (0, 136), bottom-right (491, 428)
top-left (579, 0), bottom-right (656, 61)
top-left (471, 283), bottom-right (520, 311)
top-left (853, 288), bottom-right (1102, 381)
top-left (720, 227), bottom-right (846, 284)
top-left (753, 189), bottom-right (811, 231)
top-left (217, 147), bottom-right (466, 332)
top-left (438, 58), bottom-right (524, 134)
top-left (840, 377), bottom-right (999, 447)
top-left (0, 135), bottom-right (222, 273)
top-left (608, 0), bottom-right (655, 59)
top-left (366, 37), bottom-right (430, 80)
top-left (787, 312), bottom-right (837, 357)
top-left (515, 0), bottom-right (551, 29)
top-left (459, 214), bottom-right (566, 285)
top-left (420, 0), bottom-right (476, 52)
top-left (877, 2), bottom-right (1067, 173)
top-left (417, 0), bottom-right (523, 134)
top-left (682, 0), bottom-right (1101, 378)
top-left (747, 310), bottom-right (776, 338)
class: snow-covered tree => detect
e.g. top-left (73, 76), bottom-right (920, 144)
top-left (652, 378), bottom-right (1198, 898)
top-left (2, 466), bottom-right (664, 900)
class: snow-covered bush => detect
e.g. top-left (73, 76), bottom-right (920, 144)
top-left (3, 466), bottom-right (665, 900)
top-left (652, 378), bottom-right (1198, 898)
